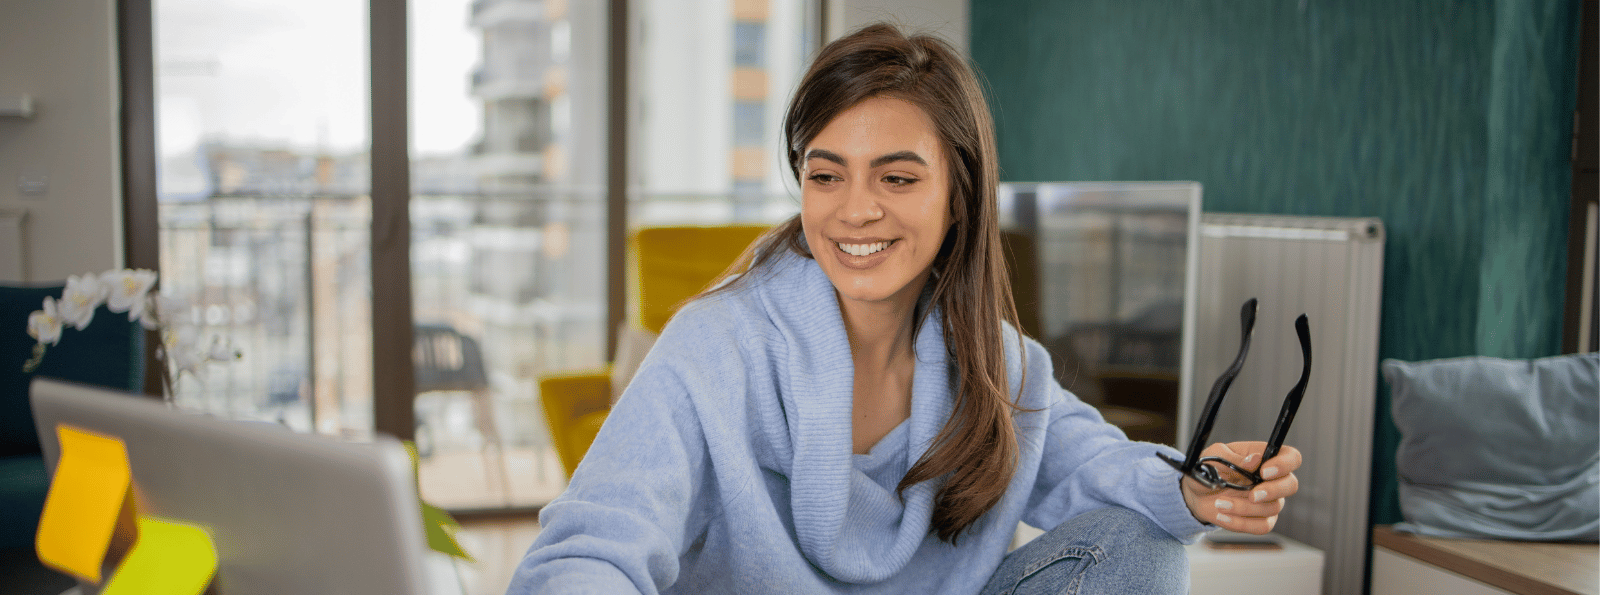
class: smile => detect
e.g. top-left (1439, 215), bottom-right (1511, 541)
top-left (836, 240), bottom-right (895, 257)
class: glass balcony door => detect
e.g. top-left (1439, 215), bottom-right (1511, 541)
top-left (152, 0), bottom-right (820, 513)
top-left (409, 0), bottom-right (607, 510)
top-left (154, 0), bottom-right (375, 438)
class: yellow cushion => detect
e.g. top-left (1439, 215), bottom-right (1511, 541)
top-left (541, 225), bottom-right (771, 479)
top-left (565, 411), bottom-right (609, 477)
top-left (539, 370), bottom-right (610, 478)
top-left (630, 225), bottom-right (768, 334)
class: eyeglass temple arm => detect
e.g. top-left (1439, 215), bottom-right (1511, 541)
top-left (1171, 298), bottom-right (1257, 473)
top-left (1262, 315), bottom-right (1311, 463)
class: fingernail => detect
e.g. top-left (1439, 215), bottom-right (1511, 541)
top-left (1243, 453), bottom-right (1257, 464)
top-left (1253, 489), bottom-right (1269, 503)
top-left (1214, 498), bottom-right (1233, 510)
top-left (1216, 512), bottom-right (1233, 523)
top-left (1267, 515), bottom-right (1278, 531)
top-left (1262, 466), bottom-right (1279, 479)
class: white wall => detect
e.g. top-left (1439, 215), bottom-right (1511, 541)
top-left (827, 0), bottom-right (969, 55)
top-left (0, 0), bottom-right (123, 283)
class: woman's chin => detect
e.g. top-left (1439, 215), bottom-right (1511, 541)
top-left (826, 274), bottom-right (922, 309)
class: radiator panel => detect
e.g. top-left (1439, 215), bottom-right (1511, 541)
top-left (1189, 214), bottom-right (1385, 595)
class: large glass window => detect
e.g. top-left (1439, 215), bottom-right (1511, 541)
top-left (630, 0), bottom-right (816, 226)
top-left (155, 0), bottom-right (373, 438)
top-left (410, 0), bottom-right (607, 510)
top-left (153, 0), bottom-right (818, 514)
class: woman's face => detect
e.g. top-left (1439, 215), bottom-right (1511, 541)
top-left (801, 95), bottom-right (953, 311)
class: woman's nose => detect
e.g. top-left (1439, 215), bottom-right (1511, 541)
top-left (838, 184), bottom-right (884, 226)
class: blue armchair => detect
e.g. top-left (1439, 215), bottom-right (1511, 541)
top-left (0, 284), bottom-right (144, 587)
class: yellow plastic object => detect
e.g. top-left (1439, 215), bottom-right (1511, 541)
top-left (100, 516), bottom-right (217, 595)
top-left (540, 370), bottom-right (612, 477)
top-left (36, 424), bottom-right (134, 583)
top-left (403, 441), bottom-right (473, 561)
top-left (542, 225), bottom-right (768, 479)
top-left (630, 225), bottom-right (769, 334)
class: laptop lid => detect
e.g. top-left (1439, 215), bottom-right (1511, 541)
top-left (30, 377), bottom-right (431, 595)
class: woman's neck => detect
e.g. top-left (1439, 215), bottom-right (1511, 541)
top-left (837, 291), bottom-right (919, 371)
top-left (838, 289), bottom-right (922, 455)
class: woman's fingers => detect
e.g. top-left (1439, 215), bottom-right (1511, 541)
top-left (1212, 493), bottom-right (1284, 518)
top-left (1195, 442), bottom-right (1258, 488)
top-left (1250, 471), bottom-right (1299, 504)
top-left (1259, 445), bottom-right (1302, 480)
top-left (1213, 510), bottom-right (1281, 535)
top-left (1192, 491), bottom-right (1284, 534)
top-left (1181, 441), bottom-right (1303, 534)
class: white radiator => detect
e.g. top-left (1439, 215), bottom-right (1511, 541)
top-left (1187, 214), bottom-right (1385, 595)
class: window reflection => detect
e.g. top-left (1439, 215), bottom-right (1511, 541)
top-left (999, 182), bottom-right (1200, 447)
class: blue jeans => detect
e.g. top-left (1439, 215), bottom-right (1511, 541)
top-left (978, 507), bottom-right (1189, 595)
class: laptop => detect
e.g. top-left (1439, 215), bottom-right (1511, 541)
top-left (30, 377), bottom-right (432, 595)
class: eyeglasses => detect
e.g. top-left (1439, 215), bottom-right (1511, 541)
top-left (1157, 298), bottom-right (1311, 491)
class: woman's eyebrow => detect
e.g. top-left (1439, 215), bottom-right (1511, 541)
top-left (805, 148), bottom-right (847, 166)
top-left (804, 149), bottom-right (928, 168)
top-left (869, 151), bottom-right (927, 168)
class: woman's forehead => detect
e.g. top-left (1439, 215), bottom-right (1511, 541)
top-left (805, 96), bottom-right (942, 165)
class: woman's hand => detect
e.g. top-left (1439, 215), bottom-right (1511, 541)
top-left (1179, 441), bottom-right (1301, 535)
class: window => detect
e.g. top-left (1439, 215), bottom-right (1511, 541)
top-left (148, 0), bottom-right (817, 512)
top-left (155, 0), bottom-right (373, 436)
top-left (632, 0), bottom-right (816, 227)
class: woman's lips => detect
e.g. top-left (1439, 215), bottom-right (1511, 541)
top-left (831, 238), bottom-right (897, 269)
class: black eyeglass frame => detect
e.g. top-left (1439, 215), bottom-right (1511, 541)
top-left (1157, 298), bottom-right (1312, 491)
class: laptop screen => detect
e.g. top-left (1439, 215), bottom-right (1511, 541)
top-left (30, 377), bottom-right (433, 595)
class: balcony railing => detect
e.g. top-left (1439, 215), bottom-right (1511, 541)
top-left (156, 192), bottom-right (605, 434)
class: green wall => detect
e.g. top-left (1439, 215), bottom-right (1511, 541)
top-left (971, 1), bottom-right (1581, 525)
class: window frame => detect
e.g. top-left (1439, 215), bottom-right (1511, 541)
top-left (119, 0), bottom-right (824, 442)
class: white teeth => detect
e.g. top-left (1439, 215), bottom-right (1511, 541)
top-left (838, 241), bottom-right (890, 257)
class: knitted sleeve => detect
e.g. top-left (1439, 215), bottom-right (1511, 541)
top-left (1014, 337), bottom-right (1212, 544)
top-left (508, 301), bottom-right (745, 594)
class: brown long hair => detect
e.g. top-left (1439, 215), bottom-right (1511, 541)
top-left (705, 23), bottom-right (1023, 543)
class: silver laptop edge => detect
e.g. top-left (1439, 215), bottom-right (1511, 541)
top-left (30, 377), bottom-right (430, 595)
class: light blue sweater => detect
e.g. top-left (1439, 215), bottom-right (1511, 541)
top-left (509, 251), bottom-right (1208, 594)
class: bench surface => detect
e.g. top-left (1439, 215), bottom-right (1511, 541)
top-left (1372, 525), bottom-right (1598, 595)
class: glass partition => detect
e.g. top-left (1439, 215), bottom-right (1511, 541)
top-left (997, 182), bottom-right (1201, 447)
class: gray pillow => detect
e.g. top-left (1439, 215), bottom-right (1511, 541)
top-left (1383, 353), bottom-right (1599, 541)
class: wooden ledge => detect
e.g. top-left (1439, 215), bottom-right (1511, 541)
top-left (1372, 525), bottom-right (1598, 595)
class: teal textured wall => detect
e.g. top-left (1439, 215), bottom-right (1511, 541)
top-left (971, 1), bottom-right (1581, 525)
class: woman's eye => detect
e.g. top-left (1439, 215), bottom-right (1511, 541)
top-left (883, 175), bottom-right (918, 186)
top-left (807, 173), bottom-right (841, 184)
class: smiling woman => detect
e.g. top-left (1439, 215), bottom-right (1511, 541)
top-left (801, 96), bottom-right (952, 311)
top-left (508, 22), bottom-right (1302, 595)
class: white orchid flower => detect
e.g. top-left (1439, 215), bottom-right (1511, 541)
top-left (20, 268), bottom-right (243, 384)
top-left (102, 269), bottom-right (158, 320)
top-left (27, 297), bottom-right (64, 345)
top-left (59, 273), bottom-right (110, 330)
top-left (163, 325), bottom-right (204, 377)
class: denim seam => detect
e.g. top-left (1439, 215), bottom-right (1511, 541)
top-left (1005, 544), bottom-right (1104, 595)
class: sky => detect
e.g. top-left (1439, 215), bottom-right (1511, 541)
top-left (156, 0), bottom-right (482, 158)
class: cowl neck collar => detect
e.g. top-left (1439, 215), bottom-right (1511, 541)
top-left (756, 250), bottom-right (955, 583)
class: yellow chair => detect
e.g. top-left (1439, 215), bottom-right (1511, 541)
top-left (541, 225), bottom-right (768, 478)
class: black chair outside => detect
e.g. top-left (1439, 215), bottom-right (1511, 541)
top-left (413, 323), bottom-right (509, 503)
